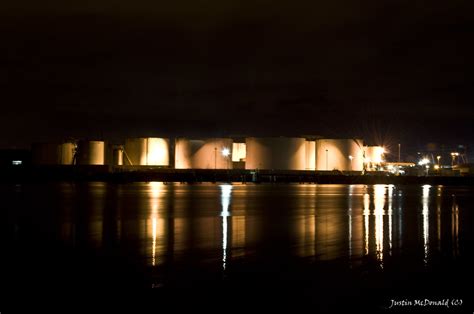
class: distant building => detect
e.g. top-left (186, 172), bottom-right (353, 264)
top-left (0, 149), bottom-right (31, 167)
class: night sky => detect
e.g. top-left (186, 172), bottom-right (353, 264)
top-left (1, 0), bottom-right (473, 153)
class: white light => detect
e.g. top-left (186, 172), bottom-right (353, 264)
top-left (348, 155), bottom-right (353, 160)
top-left (221, 148), bottom-right (230, 157)
top-left (12, 160), bottom-right (22, 165)
top-left (220, 184), bottom-right (232, 270)
top-left (418, 158), bottom-right (430, 166)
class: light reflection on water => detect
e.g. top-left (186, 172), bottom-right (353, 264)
top-left (8, 182), bottom-right (467, 272)
top-left (220, 184), bottom-right (232, 270)
top-left (422, 184), bottom-right (430, 264)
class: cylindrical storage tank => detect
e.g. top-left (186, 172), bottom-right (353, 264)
top-left (175, 138), bottom-right (193, 169)
top-left (245, 137), bottom-right (306, 170)
top-left (58, 142), bottom-right (76, 165)
top-left (175, 138), bottom-right (233, 169)
top-left (77, 140), bottom-right (105, 165)
top-left (315, 139), bottom-right (364, 171)
top-left (305, 140), bottom-right (316, 170)
top-left (31, 142), bottom-right (59, 165)
top-left (124, 138), bottom-right (170, 166)
top-left (113, 148), bottom-right (123, 166)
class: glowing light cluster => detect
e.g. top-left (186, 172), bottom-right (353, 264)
top-left (373, 147), bottom-right (385, 163)
top-left (418, 158), bottom-right (430, 166)
top-left (221, 147), bottom-right (230, 157)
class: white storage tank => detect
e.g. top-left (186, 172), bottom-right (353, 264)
top-left (175, 138), bottom-right (233, 169)
top-left (315, 139), bottom-right (364, 171)
top-left (58, 142), bottom-right (76, 165)
top-left (305, 140), bottom-right (316, 170)
top-left (245, 137), bottom-right (306, 170)
top-left (124, 137), bottom-right (170, 166)
top-left (77, 140), bottom-right (105, 165)
top-left (113, 147), bottom-right (124, 166)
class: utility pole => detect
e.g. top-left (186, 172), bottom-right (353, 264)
top-left (398, 143), bottom-right (401, 162)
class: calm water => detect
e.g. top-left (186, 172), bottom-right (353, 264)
top-left (1, 183), bottom-right (473, 312)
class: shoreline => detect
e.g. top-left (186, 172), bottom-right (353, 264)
top-left (1, 166), bottom-right (473, 185)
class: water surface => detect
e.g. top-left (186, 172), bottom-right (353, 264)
top-left (1, 183), bottom-right (472, 311)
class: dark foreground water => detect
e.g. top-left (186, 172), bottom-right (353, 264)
top-left (0, 183), bottom-right (472, 313)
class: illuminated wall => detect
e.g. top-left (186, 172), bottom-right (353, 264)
top-left (112, 147), bottom-right (123, 166)
top-left (305, 140), bottom-right (316, 170)
top-left (315, 139), bottom-right (364, 171)
top-left (175, 138), bottom-right (233, 169)
top-left (58, 142), bottom-right (76, 165)
top-left (364, 146), bottom-right (385, 170)
top-left (124, 137), bottom-right (170, 166)
top-left (232, 142), bottom-right (246, 162)
top-left (245, 137), bottom-right (306, 170)
top-left (77, 140), bottom-right (105, 165)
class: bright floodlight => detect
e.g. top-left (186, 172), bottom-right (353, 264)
top-left (418, 158), bottom-right (430, 166)
top-left (221, 148), bottom-right (230, 157)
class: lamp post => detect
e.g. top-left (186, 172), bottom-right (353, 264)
top-left (437, 155), bottom-right (441, 167)
top-left (398, 143), bottom-right (401, 162)
top-left (214, 147), bottom-right (217, 170)
top-left (349, 155), bottom-right (353, 171)
top-left (326, 149), bottom-right (328, 171)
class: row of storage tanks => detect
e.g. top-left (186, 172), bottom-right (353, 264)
top-left (32, 137), bottom-right (384, 171)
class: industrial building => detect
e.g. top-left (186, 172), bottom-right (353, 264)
top-left (29, 137), bottom-right (375, 172)
top-left (364, 146), bottom-right (385, 171)
top-left (32, 140), bottom-right (105, 166)
top-left (232, 142), bottom-right (246, 162)
top-left (123, 137), bottom-right (170, 166)
top-left (245, 137), bottom-right (307, 170)
top-left (305, 140), bottom-right (316, 170)
top-left (315, 139), bottom-right (364, 171)
top-left (32, 141), bottom-right (77, 165)
top-left (175, 138), bottom-right (233, 169)
top-left (76, 140), bottom-right (105, 165)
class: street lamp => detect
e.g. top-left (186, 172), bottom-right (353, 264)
top-left (437, 155), bottom-right (441, 167)
top-left (221, 147), bottom-right (230, 169)
top-left (348, 155), bottom-right (353, 170)
top-left (325, 149), bottom-right (328, 170)
top-left (214, 147), bottom-right (217, 170)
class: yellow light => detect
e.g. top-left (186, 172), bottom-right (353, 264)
top-left (434, 165), bottom-right (440, 170)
